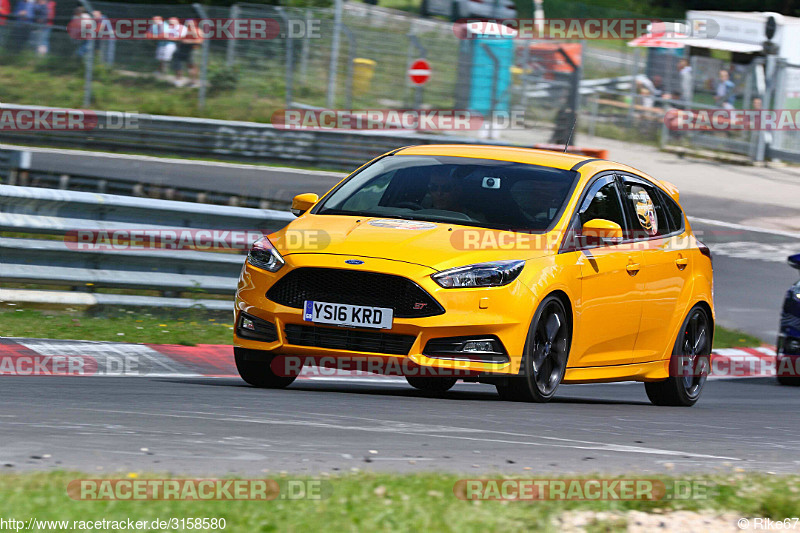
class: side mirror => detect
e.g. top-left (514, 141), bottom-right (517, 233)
top-left (581, 219), bottom-right (623, 244)
top-left (291, 193), bottom-right (319, 217)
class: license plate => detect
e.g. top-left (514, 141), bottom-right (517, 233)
top-left (303, 301), bottom-right (393, 330)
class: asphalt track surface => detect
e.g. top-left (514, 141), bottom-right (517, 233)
top-left (0, 376), bottom-right (798, 475)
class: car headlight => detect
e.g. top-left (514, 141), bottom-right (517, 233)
top-left (247, 237), bottom-right (285, 273)
top-left (432, 260), bottom-right (525, 288)
top-left (793, 280), bottom-right (800, 301)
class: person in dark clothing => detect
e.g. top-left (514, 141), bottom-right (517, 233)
top-left (9, 0), bottom-right (35, 52)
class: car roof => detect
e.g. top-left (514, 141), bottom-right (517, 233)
top-left (393, 145), bottom-right (679, 200)
top-left (393, 145), bottom-right (593, 170)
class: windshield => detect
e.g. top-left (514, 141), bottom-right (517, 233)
top-left (314, 155), bottom-right (579, 231)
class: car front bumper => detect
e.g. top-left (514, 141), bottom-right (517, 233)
top-left (233, 253), bottom-right (536, 377)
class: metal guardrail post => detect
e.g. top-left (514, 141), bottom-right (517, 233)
top-left (2, 150), bottom-right (31, 186)
top-left (193, 4), bottom-right (211, 110)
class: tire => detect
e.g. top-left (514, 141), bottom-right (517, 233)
top-left (496, 295), bottom-right (571, 403)
top-left (644, 305), bottom-right (711, 406)
top-left (777, 374), bottom-right (800, 386)
top-left (406, 375), bottom-right (457, 392)
top-left (420, 0), bottom-right (429, 17)
top-left (234, 347), bottom-right (298, 389)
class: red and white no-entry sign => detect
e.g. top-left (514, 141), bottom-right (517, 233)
top-left (408, 59), bottom-right (431, 86)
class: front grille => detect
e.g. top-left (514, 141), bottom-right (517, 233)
top-left (284, 324), bottom-right (416, 355)
top-left (267, 267), bottom-right (444, 318)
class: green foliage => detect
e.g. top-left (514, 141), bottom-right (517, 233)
top-left (207, 63), bottom-right (240, 95)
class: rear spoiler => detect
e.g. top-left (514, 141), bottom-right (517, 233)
top-left (789, 253), bottom-right (800, 270)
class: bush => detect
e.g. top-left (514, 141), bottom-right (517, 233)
top-left (207, 64), bottom-right (239, 95)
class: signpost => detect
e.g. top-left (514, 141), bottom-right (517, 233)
top-left (408, 59), bottom-right (431, 86)
top-left (408, 58), bottom-right (430, 109)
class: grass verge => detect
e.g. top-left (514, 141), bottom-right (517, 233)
top-left (0, 471), bottom-right (797, 532)
top-left (0, 308), bottom-right (767, 348)
top-left (0, 308), bottom-right (232, 346)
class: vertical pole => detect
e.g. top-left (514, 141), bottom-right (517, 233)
top-left (78, 0), bottom-right (95, 108)
top-left (279, 9), bottom-right (294, 109)
top-left (342, 26), bottom-right (355, 109)
top-left (627, 46), bottom-right (640, 123)
top-left (589, 96), bottom-right (598, 137)
top-left (480, 43), bottom-right (499, 139)
top-left (520, 38), bottom-right (530, 113)
top-left (326, 0), bottom-right (343, 107)
top-left (756, 56), bottom-right (783, 162)
top-left (193, 4), bottom-right (210, 110)
top-left (83, 40), bottom-right (95, 107)
top-left (227, 4), bottom-right (239, 67)
top-left (408, 35), bottom-right (426, 108)
top-left (300, 8), bottom-right (310, 81)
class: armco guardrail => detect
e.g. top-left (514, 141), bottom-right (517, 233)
top-left (0, 146), bottom-right (310, 211)
top-left (0, 104), bottom-right (513, 171)
top-left (0, 185), bottom-right (294, 311)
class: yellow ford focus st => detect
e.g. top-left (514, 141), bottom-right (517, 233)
top-left (234, 145), bottom-right (714, 406)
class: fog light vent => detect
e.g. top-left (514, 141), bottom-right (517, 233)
top-left (423, 336), bottom-right (508, 363)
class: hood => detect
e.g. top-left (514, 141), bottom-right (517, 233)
top-left (270, 214), bottom-right (557, 271)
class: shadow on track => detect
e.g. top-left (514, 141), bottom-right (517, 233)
top-left (151, 377), bottom-right (653, 405)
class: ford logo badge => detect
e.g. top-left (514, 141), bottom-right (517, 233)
top-left (345, 259), bottom-right (364, 265)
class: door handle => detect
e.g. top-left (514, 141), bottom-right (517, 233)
top-left (675, 257), bottom-right (689, 270)
top-left (626, 262), bottom-right (641, 274)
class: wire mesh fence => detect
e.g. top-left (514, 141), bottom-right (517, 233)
top-left (5, 0), bottom-right (798, 162)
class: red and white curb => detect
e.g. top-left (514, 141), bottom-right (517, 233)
top-left (0, 338), bottom-right (780, 381)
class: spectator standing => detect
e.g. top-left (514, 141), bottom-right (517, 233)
top-left (158, 16), bottom-right (181, 75)
top-left (171, 17), bottom-right (191, 86)
top-left (69, 7), bottom-right (92, 57)
top-left (93, 10), bottom-right (114, 64)
top-left (147, 16), bottom-right (170, 74)
top-left (0, 0), bottom-right (11, 48)
top-left (10, 0), bottom-right (35, 52)
top-left (32, 0), bottom-right (52, 55)
top-left (715, 69), bottom-right (736, 110)
top-left (1, 0), bottom-right (10, 25)
top-left (174, 18), bottom-right (202, 87)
